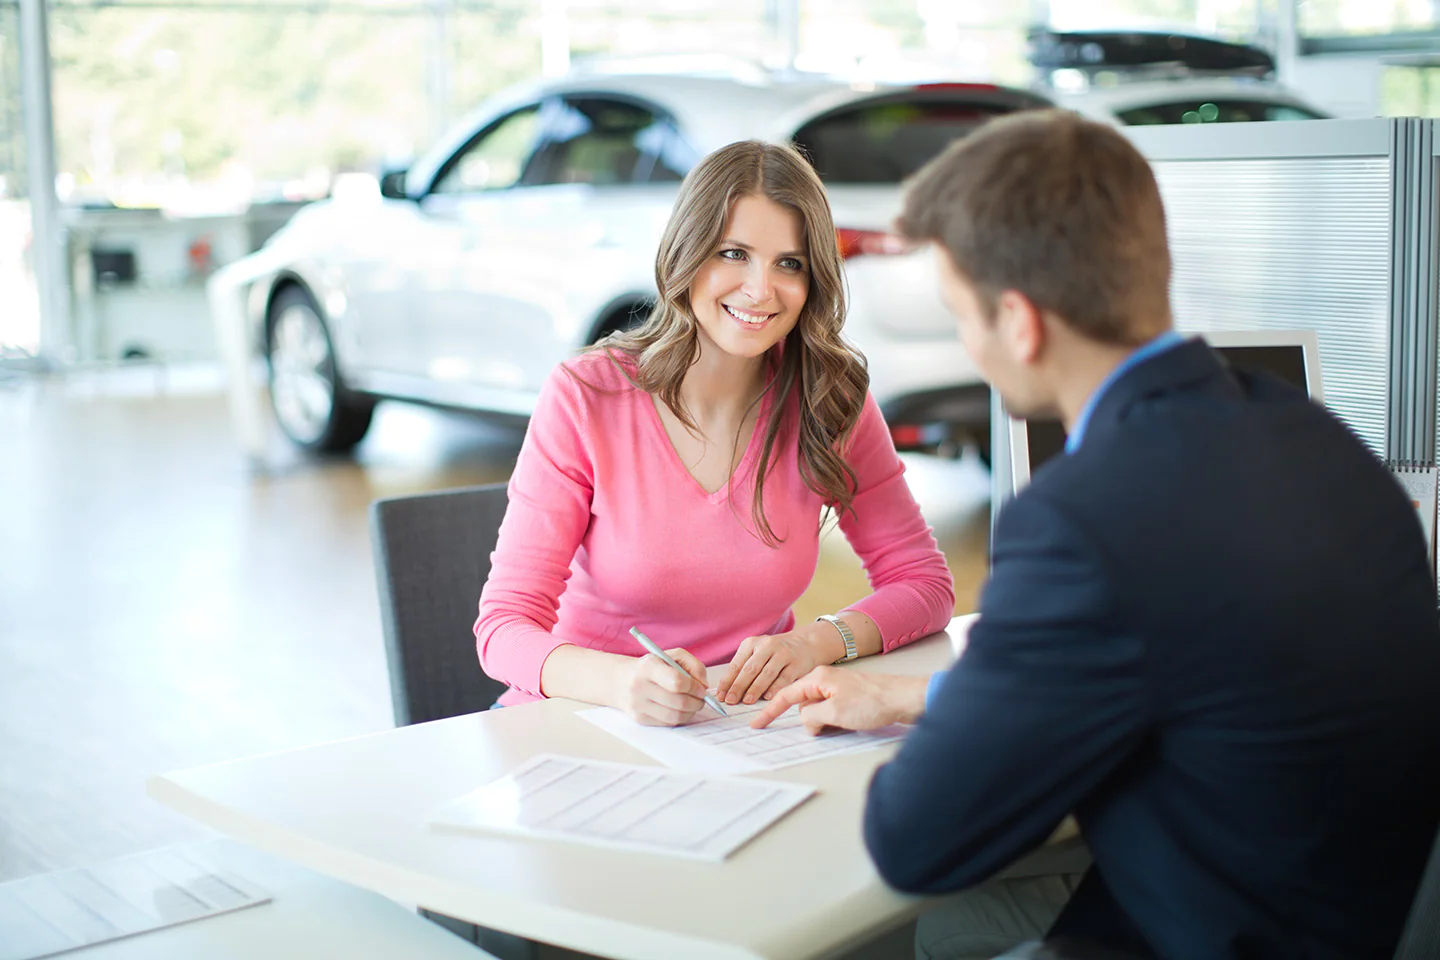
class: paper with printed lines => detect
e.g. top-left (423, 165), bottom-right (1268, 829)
top-left (578, 700), bottom-right (908, 776)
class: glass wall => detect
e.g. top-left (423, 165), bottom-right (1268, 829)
top-left (565, 0), bottom-right (770, 67)
top-left (1383, 64), bottom-right (1440, 116)
top-left (799, 0), bottom-right (1031, 85)
top-left (45, 1), bottom-right (543, 212)
top-left (18, 0), bottom-right (1403, 363)
top-left (16, 0), bottom-right (1322, 234)
top-left (1048, 0), bottom-right (1278, 42)
top-left (0, 0), bottom-right (38, 357)
top-left (1300, 0), bottom-right (1438, 38)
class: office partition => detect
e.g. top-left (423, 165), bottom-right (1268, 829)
top-left (991, 117), bottom-right (1440, 509)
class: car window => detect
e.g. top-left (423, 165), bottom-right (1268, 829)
top-left (524, 97), bottom-right (694, 187)
top-left (1116, 100), bottom-right (1323, 125)
top-left (432, 105), bottom-right (543, 194)
top-left (792, 98), bottom-right (1015, 185)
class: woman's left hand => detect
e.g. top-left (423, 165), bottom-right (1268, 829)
top-left (716, 624), bottom-right (835, 706)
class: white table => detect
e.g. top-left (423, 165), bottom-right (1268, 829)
top-left (51, 839), bottom-right (494, 959)
top-left (148, 617), bottom-right (976, 960)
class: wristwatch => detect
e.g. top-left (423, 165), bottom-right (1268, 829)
top-left (816, 614), bottom-right (858, 664)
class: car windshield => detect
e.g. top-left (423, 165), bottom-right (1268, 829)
top-left (793, 97), bottom-right (1017, 184)
top-left (1116, 99), bottom-right (1324, 125)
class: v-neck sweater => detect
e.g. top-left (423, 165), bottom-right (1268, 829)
top-left (475, 351), bottom-right (956, 705)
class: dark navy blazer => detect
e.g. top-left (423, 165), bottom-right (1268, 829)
top-left (864, 340), bottom-right (1440, 958)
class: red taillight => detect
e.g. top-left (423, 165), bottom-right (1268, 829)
top-left (836, 227), bottom-right (914, 260)
top-left (889, 424), bottom-right (926, 448)
top-left (889, 422), bottom-right (949, 451)
top-left (914, 82), bottom-right (1001, 92)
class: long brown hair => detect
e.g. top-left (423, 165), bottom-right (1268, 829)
top-left (590, 139), bottom-right (868, 545)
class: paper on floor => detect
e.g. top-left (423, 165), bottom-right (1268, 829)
top-left (0, 845), bottom-right (270, 960)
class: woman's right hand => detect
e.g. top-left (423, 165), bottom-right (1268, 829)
top-left (616, 648), bottom-right (710, 726)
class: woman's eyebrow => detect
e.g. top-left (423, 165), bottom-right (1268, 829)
top-left (720, 238), bottom-right (806, 259)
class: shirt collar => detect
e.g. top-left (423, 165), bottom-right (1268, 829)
top-left (1065, 331), bottom-right (1185, 454)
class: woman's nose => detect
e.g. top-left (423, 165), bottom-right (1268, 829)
top-left (741, 264), bottom-right (774, 304)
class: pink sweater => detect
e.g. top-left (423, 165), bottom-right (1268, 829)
top-left (475, 352), bottom-right (955, 705)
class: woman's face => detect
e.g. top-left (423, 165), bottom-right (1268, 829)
top-left (687, 193), bottom-right (809, 365)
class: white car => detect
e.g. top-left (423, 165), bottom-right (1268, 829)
top-left (1029, 29), bottom-right (1327, 126)
top-left (246, 66), bottom-right (1052, 460)
top-left (1057, 76), bottom-right (1326, 126)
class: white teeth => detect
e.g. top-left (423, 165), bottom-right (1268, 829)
top-left (724, 304), bottom-right (770, 325)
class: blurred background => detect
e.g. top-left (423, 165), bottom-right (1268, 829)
top-left (2, 0), bottom-right (1439, 367)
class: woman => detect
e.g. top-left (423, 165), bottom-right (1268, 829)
top-left (475, 139), bottom-right (954, 725)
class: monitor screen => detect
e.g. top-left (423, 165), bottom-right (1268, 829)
top-left (1008, 330), bottom-right (1323, 492)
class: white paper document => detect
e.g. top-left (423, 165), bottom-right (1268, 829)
top-left (579, 700), bottom-right (909, 775)
top-left (429, 754), bottom-right (814, 861)
top-left (0, 845), bottom-right (271, 960)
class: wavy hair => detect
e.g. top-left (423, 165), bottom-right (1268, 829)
top-left (589, 139), bottom-right (869, 545)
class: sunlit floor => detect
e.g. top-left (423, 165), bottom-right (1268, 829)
top-left (0, 365), bottom-right (992, 884)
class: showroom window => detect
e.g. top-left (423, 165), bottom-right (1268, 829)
top-left (1300, 0), bottom-right (1437, 41)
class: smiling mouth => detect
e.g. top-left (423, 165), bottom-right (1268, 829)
top-left (723, 304), bottom-right (776, 327)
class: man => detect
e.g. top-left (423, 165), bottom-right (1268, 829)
top-left (756, 110), bottom-right (1440, 958)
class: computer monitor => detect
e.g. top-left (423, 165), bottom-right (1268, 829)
top-left (1007, 329), bottom-right (1325, 493)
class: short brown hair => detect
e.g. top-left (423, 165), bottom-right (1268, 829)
top-left (897, 109), bottom-right (1171, 344)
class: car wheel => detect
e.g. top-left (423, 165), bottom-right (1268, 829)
top-left (266, 286), bottom-right (375, 453)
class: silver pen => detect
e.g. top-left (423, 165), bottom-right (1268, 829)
top-left (628, 627), bottom-right (728, 717)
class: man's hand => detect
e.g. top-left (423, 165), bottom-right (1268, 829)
top-left (615, 647), bottom-right (709, 726)
top-left (716, 626), bottom-right (828, 705)
top-left (750, 667), bottom-right (930, 735)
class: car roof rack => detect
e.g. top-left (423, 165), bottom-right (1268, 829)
top-left (1027, 29), bottom-right (1276, 82)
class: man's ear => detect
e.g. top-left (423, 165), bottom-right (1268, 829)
top-left (995, 289), bottom-right (1046, 365)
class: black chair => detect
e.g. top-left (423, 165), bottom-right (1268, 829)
top-left (370, 482), bottom-right (530, 958)
top-left (370, 483), bottom-right (511, 726)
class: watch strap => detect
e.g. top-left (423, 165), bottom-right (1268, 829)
top-left (817, 613), bottom-right (858, 664)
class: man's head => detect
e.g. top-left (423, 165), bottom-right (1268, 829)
top-left (898, 109), bottom-right (1173, 419)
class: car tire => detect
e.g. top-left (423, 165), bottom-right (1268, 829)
top-left (265, 285), bottom-right (375, 453)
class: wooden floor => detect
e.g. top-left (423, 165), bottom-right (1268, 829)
top-left (0, 365), bottom-right (992, 884)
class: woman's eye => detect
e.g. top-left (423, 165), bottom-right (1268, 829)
top-left (719, 248), bottom-right (746, 262)
top-left (780, 258), bottom-right (805, 271)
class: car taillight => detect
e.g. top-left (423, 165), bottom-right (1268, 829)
top-left (836, 228), bottom-right (914, 260)
top-left (914, 82), bottom-right (1001, 93)
top-left (889, 422), bottom-right (949, 450)
top-left (889, 424), bottom-right (926, 448)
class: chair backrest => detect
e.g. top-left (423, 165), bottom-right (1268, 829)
top-left (370, 483), bottom-right (511, 726)
top-left (1396, 828), bottom-right (1440, 958)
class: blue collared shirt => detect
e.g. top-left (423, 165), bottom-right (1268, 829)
top-left (1065, 330), bottom-right (1185, 454)
top-left (923, 331), bottom-right (1186, 710)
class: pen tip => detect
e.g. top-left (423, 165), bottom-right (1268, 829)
top-left (628, 627), bottom-right (643, 639)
